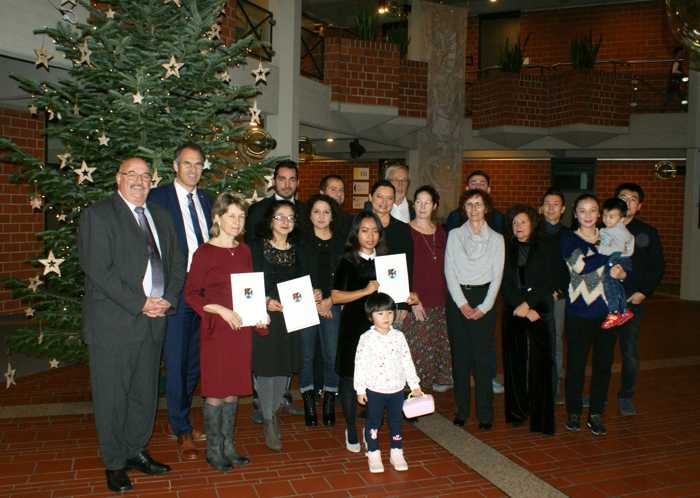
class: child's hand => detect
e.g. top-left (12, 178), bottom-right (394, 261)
top-left (410, 388), bottom-right (424, 397)
top-left (357, 394), bottom-right (367, 405)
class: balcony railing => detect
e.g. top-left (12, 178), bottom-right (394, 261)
top-left (229, 0), bottom-right (274, 61)
top-left (301, 26), bottom-right (324, 81)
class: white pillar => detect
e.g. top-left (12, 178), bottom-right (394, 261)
top-left (266, 0), bottom-right (301, 162)
top-left (681, 68), bottom-right (700, 300)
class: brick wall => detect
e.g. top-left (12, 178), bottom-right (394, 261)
top-left (399, 60), bottom-right (428, 118)
top-left (297, 159), bottom-right (379, 213)
top-left (460, 159), bottom-right (683, 284)
top-left (324, 37), bottom-right (400, 107)
top-left (472, 73), bottom-right (548, 129)
top-left (0, 108), bottom-right (45, 314)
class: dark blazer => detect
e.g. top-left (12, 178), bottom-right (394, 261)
top-left (244, 195), bottom-right (307, 245)
top-left (147, 183), bottom-right (213, 263)
top-left (501, 237), bottom-right (558, 314)
top-left (78, 193), bottom-right (186, 345)
top-left (623, 217), bottom-right (664, 298)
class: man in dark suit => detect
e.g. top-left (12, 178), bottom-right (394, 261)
top-left (79, 157), bottom-right (186, 493)
top-left (148, 143), bottom-right (212, 460)
top-left (244, 159), bottom-right (305, 420)
top-left (320, 174), bottom-right (352, 238)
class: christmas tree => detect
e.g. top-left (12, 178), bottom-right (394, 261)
top-left (0, 0), bottom-right (275, 369)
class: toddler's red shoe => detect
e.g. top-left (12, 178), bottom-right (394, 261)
top-left (617, 309), bottom-right (634, 326)
top-left (601, 313), bottom-right (622, 330)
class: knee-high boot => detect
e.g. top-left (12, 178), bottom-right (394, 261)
top-left (221, 401), bottom-right (250, 466)
top-left (203, 403), bottom-right (232, 472)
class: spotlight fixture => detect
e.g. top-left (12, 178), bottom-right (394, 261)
top-left (349, 139), bottom-right (366, 159)
top-left (654, 160), bottom-right (686, 180)
top-left (681, 99), bottom-right (689, 105)
top-left (325, 137), bottom-right (335, 143)
top-left (682, 76), bottom-right (689, 82)
top-left (377, 1), bottom-right (389, 14)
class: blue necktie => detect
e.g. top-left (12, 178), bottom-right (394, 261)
top-left (187, 192), bottom-right (205, 247)
top-left (134, 207), bottom-right (165, 298)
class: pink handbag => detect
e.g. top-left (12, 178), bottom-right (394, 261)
top-left (402, 393), bottom-right (435, 418)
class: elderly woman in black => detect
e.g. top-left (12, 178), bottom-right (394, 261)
top-left (501, 205), bottom-right (560, 435)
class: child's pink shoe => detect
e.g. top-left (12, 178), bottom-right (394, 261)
top-left (367, 450), bottom-right (384, 473)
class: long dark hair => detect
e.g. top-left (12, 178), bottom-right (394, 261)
top-left (256, 199), bottom-right (300, 242)
top-left (344, 211), bottom-right (387, 264)
top-left (305, 193), bottom-right (339, 235)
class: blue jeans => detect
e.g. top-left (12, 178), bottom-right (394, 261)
top-left (616, 303), bottom-right (643, 400)
top-left (604, 253), bottom-right (632, 314)
top-left (300, 305), bottom-right (340, 393)
top-left (364, 389), bottom-right (405, 451)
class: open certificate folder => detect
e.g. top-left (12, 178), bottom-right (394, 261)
top-left (230, 272), bottom-right (267, 327)
top-left (374, 253), bottom-right (410, 303)
top-left (277, 275), bottom-right (320, 333)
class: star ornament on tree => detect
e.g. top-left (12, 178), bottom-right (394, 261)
top-left (27, 275), bottom-right (43, 293)
top-left (252, 61), bottom-right (269, 85)
top-left (203, 159), bottom-right (212, 170)
top-left (34, 47), bottom-right (53, 70)
top-left (132, 91), bottom-right (144, 104)
top-left (151, 169), bottom-right (162, 187)
top-left (164, 0), bottom-right (181, 7)
top-left (30, 194), bottom-right (43, 210)
top-left (249, 100), bottom-right (261, 126)
top-left (162, 56), bottom-right (184, 79)
top-left (246, 189), bottom-right (261, 204)
top-left (74, 160), bottom-right (96, 184)
top-left (28, 104), bottom-right (38, 116)
top-left (77, 40), bottom-right (91, 66)
top-left (207, 23), bottom-right (221, 40)
top-left (57, 152), bottom-right (71, 169)
top-left (25, 307), bottom-right (35, 318)
top-left (49, 358), bottom-right (60, 369)
top-left (98, 132), bottom-right (110, 146)
top-left (39, 250), bottom-right (65, 277)
top-left (4, 363), bottom-right (16, 389)
top-left (105, 7), bottom-right (115, 19)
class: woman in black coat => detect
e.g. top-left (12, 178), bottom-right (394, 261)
top-left (501, 205), bottom-right (557, 435)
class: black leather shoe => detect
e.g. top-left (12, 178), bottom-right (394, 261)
top-left (478, 422), bottom-right (493, 430)
top-left (125, 451), bottom-right (171, 475)
top-left (453, 416), bottom-right (465, 427)
top-left (322, 391), bottom-right (336, 426)
top-left (105, 468), bottom-right (132, 492)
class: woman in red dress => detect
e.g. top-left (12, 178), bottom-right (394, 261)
top-left (185, 193), bottom-right (265, 472)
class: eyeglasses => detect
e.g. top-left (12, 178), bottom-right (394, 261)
top-left (119, 171), bottom-right (152, 182)
top-left (465, 202), bottom-right (484, 209)
top-left (273, 215), bottom-right (295, 223)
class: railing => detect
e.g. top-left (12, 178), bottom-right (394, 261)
top-left (301, 26), bottom-right (324, 81)
top-left (230, 0), bottom-right (275, 61)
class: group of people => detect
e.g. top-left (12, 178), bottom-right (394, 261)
top-left (78, 144), bottom-right (664, 493)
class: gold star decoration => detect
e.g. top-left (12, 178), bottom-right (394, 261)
top-left (207, 23), bottom-right (221, 40)
top-left (47, 109), bottom-right (61, 121)
top-left (24, 307), bottom-right (35, 318)
top-left (246, 190), bottom-right (261, 204)
top-left (30, 194), bottom-right (43, 210)
top-left (73, 103), bottom-right (80, 115)
top-left (38, 250), bottom-right (65, 277)
top-left (57, 213), bottom-right (67, 222)
top-left (151, 169), bottom-right (162, 187)
top-left (34, 47), bottom-right (53, 70)
top-left (264, 174), bottom-right (274, 190)
top-left (249, 100), bottom-right (261, 126)
top-left (252, 61), bottom-right (269, 85)
top-left (203, 159), bottom-right (212, 170)
top-left (132, 91), bottom-right (144, 104)
top-left (74, 160), bottom-right (96, 184)
top-left (216, 70), bottom-right (230, 83)
top-left (164, 0), bottom-right (181, 6)
top-left (57, 152), bottom-right (71, 169)
top-left (162, 56), bottom-right (184, 79)
top-left (28, 104), bottom-right (38, 116)
top-left (4, 363), bottom-right (16, 389)
top-left (77, 40), bottom-right (91, 65)
top-left (49, 358), bottom-right (60, 369)
top-left (105, 7), bottom-right (115, 18)
top-left (98, 132), bottom-right (110, 146)
top-left (28, 275), bottom-right (43, 293)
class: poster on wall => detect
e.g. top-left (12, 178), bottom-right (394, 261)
top-left (352, 196), bottom-right (368, 210)
top-left (353, 167), bottom-right (369, 180)
top-left (353, 182), bottom-right (369, 195)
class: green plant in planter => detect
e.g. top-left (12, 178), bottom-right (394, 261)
top-left (385, 23), bottom-right (411, 59)
top-left (499, 34), bottom-right (530, 73)
top-left (355, 4), bottom-right (378, 41)
top-left (571, 31), bottom-right (603, 70)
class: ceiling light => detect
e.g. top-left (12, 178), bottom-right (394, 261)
top-left (326, 137), bottom-right (335, 143)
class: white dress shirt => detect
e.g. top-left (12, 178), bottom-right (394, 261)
top-left (174, 180), bottom-right (209, 271)
top-left (391, 198), bottom-right (410, 223)
top-left (119, 192), bottom-right (162, 297)
top-left (354, 326), bottom-right (420, 395)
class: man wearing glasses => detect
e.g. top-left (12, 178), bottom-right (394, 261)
top-left (79, 157), bottom-right (185, 493)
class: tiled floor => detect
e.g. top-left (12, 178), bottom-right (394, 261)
top-left (1, 294), bottom-right (700, 497)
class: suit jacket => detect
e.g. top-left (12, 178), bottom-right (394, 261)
top-left (244, 195), bottom-right (307, 245)
top-left (501, 237), bottom-right (558, 314)
top-left (78, 193), bottom-right (186, 346)
top-left (147, 183), bottom-right (213, 263)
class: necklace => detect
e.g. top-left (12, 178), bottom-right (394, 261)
top-left (420, 230), bottom-right (438, 263)
top-left (227, 247), bottom-right (237, 257)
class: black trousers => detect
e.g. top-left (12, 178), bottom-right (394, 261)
top-left (446, 285), bottom-right (496, 424)
top-left (565, 314), bottom-right (617, 416)
top-left (88, 336), bottom-right (162, 469)
top-left (503, 310), bottom-right (555, 434)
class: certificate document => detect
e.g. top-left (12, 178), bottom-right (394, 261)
top-left (277, 275), bottom-right (320, 333)
top-left (230, 272), bottom-right (267, 327)
top-left (374, 253), bottom-right (409, 303)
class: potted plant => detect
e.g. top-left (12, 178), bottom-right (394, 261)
top-left (354, 3), bottom-right (377, 41)
top-left (570, 31), bottom-right (602, 70)
top-left (499, 34), bottom-right (530, 73)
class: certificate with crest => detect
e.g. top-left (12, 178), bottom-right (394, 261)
top-left (374, 253), bottom-right (409, 303)
top-left (277, 275), bottom-right (320, 332)
top-left (230, 272), bottom-right (267, 327)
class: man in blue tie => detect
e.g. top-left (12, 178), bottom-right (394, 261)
top-left (148, 143), bottom-right (213, 460)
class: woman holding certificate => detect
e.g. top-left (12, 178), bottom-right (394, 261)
top-left (332, 212), bottom-right (419, 453)
top-left (300, 194), bottom-right (345, 427)
top-left (184, 193), bottom-right (255, 472)
top-left (445, 189), bottom-right (505, 431)
top-left (250, 200), bottom-right (306, 452)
